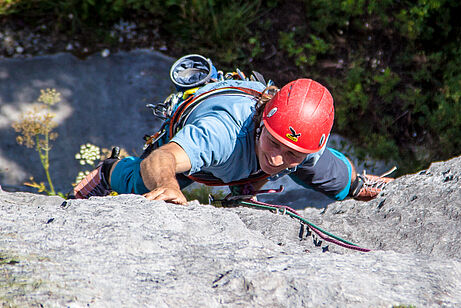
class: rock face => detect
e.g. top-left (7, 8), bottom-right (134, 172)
top-left (1, 157), bottom-right (460, 307)
top-left (317, 156), bottom-right (461, 259)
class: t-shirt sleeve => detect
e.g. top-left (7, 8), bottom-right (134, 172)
top-left (170, 116), bottom-right (236, 174)
top-left (289, 147), bottom-right (352, 200)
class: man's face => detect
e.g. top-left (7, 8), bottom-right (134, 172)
top-left (256, 126), bottom-right (307, 175)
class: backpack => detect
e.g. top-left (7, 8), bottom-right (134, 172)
top-left (141, 54), bottom-right (271, 186)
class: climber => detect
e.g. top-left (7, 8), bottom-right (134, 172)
top-left (72, 75), bottom-right (393, 204)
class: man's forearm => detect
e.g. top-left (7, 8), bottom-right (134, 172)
top-left (140, 148), bottom-right (181, 191)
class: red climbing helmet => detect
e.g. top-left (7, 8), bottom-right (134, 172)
top-left (262, 79), bottom-right (334, 154)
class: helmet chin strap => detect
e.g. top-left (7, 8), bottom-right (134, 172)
top-left (255, 122), bottom-right (264, 141)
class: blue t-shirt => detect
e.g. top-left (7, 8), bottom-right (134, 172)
top-left (171, 80), bottom-right (265, 183)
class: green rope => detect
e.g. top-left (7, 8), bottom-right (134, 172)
top-left (239, 200), bottom-right (360, 247)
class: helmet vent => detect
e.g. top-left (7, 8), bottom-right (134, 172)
top-left (267, 107), bottom-right (277, 118)
top-left (319, 134), bottom-right (325, 147)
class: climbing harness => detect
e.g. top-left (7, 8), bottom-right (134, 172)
top-left (208, 186), bottom-right (371, 253)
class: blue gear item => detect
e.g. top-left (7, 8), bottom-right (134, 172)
top-left (170, 54), bottom-right (218, 91)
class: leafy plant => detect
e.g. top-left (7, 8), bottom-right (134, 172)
top-left (0, 0), bottom-right (20, 14)
top-left (12, 88), bottom-right (61, 195)
top-left (163, 0), bottom-right (263, 65)
top-left (73, 143), bottom-right (103, 186)
top-left (73, 143), bottom-right (129, 188)
top-left (248, 36), bottom-right (265, 59)
top-left (279, 32), bottom-right (330, 68)
top-left (182, 184), bottom-right (226, 204)
top-left (272, 0), bottom-right (461, 173)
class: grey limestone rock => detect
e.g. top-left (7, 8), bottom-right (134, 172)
top-left (311, 156), bottom-right (461, 259)
top-left (1, 156), bottom-right (460, 307)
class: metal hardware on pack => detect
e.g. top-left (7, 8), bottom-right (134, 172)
top-left (146, 92), bottom-right (183, 120)
top-left (142, 129), bottom-right (167, 151)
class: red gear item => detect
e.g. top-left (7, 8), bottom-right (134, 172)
top-left (262, 79), bottom-right (334, 154)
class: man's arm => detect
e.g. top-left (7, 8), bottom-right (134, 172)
top-left (140, 142), bottom-right (192, 204)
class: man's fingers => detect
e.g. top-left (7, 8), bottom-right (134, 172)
top-left (143, 189), bottom-right (163, 200)
top-left (156, 194), bottom-right (187, 205)
top-left (143, 188), bottom-right (187, 205)
top-left (160, 196), bottom-right (187, 205)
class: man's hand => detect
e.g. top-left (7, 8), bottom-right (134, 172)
top-left (140, 142), bottom-right (192, 205)
top-left (143, 186), bottom-right (187, 205)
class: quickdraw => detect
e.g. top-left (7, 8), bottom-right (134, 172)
top-left (208, 186), bottom-right (371, 253)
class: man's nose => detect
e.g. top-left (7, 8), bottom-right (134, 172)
top-left (269, 152), bottom-right (284, 167)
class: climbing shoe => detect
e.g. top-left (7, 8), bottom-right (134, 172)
top-left (350, 166), bottom-right (396, 201)
top-left (71, 147), bottom-right (120, 199)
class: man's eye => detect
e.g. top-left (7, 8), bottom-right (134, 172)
top-left (290, 152), bottom-right (304, 160)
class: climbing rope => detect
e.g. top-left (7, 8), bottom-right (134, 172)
top-left (209, 188), bottom-right (371, 252)
top-left (239, 200), bottom-right (370, 252)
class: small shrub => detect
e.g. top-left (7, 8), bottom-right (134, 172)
top-left (163, 0), bottom-right (263, 65)
top-left (12, 88), bottom-right (61, 195)
top-left (0, 0), bottom-right (20, 14)
top-left (73, 143), bottom-right (129, 187)
top-left (272, 0), bottom-right (461, 173)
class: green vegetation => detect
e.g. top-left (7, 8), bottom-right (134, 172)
top-left (2, 0), bottom-right (461, 175)
top-left (11, 87), bottom-right (130, 197)
top-left (12, 89), bottom-right (61, 196)
top-left (183, 185), bottom-right (227, 205)
top-left (278, 0), bottom-right (461, 174)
